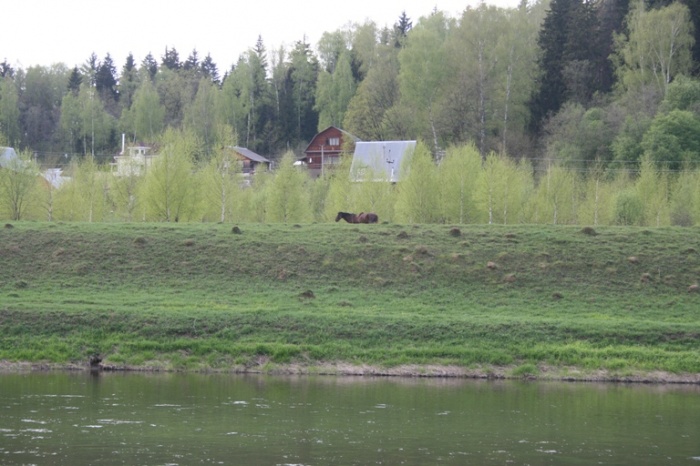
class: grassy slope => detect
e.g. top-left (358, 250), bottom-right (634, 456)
top-left (1, 221), bottom-right (699, 380)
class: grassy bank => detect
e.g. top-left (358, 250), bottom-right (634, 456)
top-left (1, 221), bottom-right (699, 382)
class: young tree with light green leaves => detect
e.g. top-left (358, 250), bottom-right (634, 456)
top-left (615, 1), bottom-right (694, 96)
top-left (438, 144), bottom-right (483, 224)
top-left (669, 164), bottom-right (700, 226)
top-left (265, 151), bottom-right (311, 223)
top-left (141, 128), bottom-right (198, 222)
top-left (76, 84), bottom-right (115, 156)
top-left (394, 141), bottom-right (440, 223)
top-left (125, 78), bottom-right (165, 143)
top-left (323, 155), bottom-right (354, 221)
top-left (474, 153), bottom-right (532, 224)
top-left (0, 149), bottom-right (39, 221)
top-left (352, 167), bottom-right (396, 223)
top-left (74, 156), bottom-right (110, 222)
top-left (315, 50), bottom-right (356, 130)
top-left (577, 163), bottom-right (617, 226)
top-left (198, 124), bottom-right (241, 223)
top-left (528, 163), bottom-right (578, 225)
top-left (244, 169), bottom-right (273, 223)
top-left (184, 78), bottom-right (219, 152)
top-left (635, 155), bottom-right (670, 226)
top-left (109, 166), bottom-right (144, 222)
top-left (398, 12), bottom-right (452, 153)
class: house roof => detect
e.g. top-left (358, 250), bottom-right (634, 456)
top-left (303, 126), bottom-right (360, 154)
top-left (0, 147), bottom-right (19, 169)
top-left (350, 141), bottom-right (416, 182)
top-left (231, 146), bottom-right (270, 163)
top-left (42, 168), bottom-right (69, 189)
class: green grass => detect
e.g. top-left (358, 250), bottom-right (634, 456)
top-left (1, 221), bottom-right (699, 379)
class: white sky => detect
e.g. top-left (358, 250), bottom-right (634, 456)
top-left (3, 0), bottom-right (521, 72)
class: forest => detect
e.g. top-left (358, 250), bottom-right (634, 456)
top-left (1, 0), bottom-right (700, 226)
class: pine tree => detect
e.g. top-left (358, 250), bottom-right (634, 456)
top-left (0, 60), bottom-right (14, 78)
top-left (529, 0), bottom-right (597, 132)
top-left (289, 39), bottom-right (320, 145)
top-left (141, 53), bottom-right (158, 81)
top-left (200, 53), bottom-right (220, 84)
top-left (119, 53), bottom-right (139, 110)
top-left (184, 49), bottom-right (200, 71)
top-left (393, 11), bottom-right (413, 48)
top-left (95, 53), bottom-right (119, 106)
top-left (161, 47), bottom-right (181, 70)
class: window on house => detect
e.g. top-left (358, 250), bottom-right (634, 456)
top-left (329, 137), bottom-right (340, 146)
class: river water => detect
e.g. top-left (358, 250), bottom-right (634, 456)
top-left (0, 372), bottom-right (698, 465)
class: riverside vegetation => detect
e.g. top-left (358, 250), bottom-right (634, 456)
top-left (1, 221), bottom-right (699, 382)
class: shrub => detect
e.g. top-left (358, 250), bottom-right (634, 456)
top-left (614, 191), bottom-right (644, 225)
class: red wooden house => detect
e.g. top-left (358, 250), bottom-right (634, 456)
top-left (299, 126), bottom-right (359, 177)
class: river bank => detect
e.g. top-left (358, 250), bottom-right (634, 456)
top-left (3, 360), bottom-right (700, 385)
top-left (2, 222), bottom-right (699, 379)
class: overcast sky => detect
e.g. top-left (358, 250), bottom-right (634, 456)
top-left (3, 0), bottom-right (522, 71)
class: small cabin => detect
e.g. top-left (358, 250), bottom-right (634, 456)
top-left (300, 126), bottom-right (359, 177)
top-left (230, 146), bottom-right (271, 174)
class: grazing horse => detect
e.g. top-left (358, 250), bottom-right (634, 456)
top-left (335, 211), bottom-right (379, 224)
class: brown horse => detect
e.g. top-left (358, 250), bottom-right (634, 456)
top-left (335, 211), bottom-right (379, 224)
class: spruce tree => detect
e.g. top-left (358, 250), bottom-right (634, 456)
top-left (95, 53), bottom-right (119, 105)
top-left (529, 0), bottom-right (577, 133)
top-left (161, 47), bottom-right (181, 70)
top-left (67, 66), bottom-right (82, 94)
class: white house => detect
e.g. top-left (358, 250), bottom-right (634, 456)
top-left (112, 146), bottom-right (158, 176)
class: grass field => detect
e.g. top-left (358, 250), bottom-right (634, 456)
top-left (1, 221), bottom-right (699, 381)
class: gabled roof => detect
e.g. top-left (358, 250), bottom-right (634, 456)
top-left (231, 146), bottom-right (270, 163)
top-left (350, 141), bottom-right (416, 182)
top-left (304, 126), bottom-right (360, 153)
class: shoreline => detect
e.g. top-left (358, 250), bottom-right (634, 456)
top-left (2, 360), bottom-right (699, 385)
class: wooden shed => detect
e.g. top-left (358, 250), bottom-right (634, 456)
top-left (230, 146), bottom-right (271, 174)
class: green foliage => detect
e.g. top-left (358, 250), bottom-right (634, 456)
top-left (128, 78), bottom-right (165, 142)
top-left (438, 144), bottom-right (484, 223)
top-left (641, 109), bottom-right (700, 169)
top-left (660, 75), bottom-right (700, 113)
top-left (198, 125), bottom-right (242, 223)
top-left (315, 51), bottom-right (356, 130)
top-left (529, 164), bottom-right (578, 225)
top-left (398, 11), bottom-right (451, 151)
top-left (265, 151), bottom-right (311, 223)
top-left (615, 1), bottom-right (694, 95)
top-left (0, 77), bottom-right (20, 147)
top-left (394, 141), bottom-right (439, 223)
top-left (475, 153), bottom-right (532, 224)
top-left (635, 155), bottom-right (670, 226)
top-left (614, 189), bottom-right (644, 225)
top-left (141, 128), bottom-right (198, 221)
top-left (0, 149), bottom-right (39, 220)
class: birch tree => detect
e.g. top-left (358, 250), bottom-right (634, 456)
top-left (615, 1), bottom-right (694, 95)
top-left (438, 144), bottom-right (483, 224)
top-left (394, 141), bottom-right (440, 223)
top-left (0, 149), bottom-right (38, 221)
top-left (141, 128), bottom-right (198, 222)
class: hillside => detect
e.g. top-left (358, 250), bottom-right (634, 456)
top-left (1, 221), bottom-right (699, 382)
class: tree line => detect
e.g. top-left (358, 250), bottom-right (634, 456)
top-left (1, 0), bottom-right (700, 226)
top-left (0, 0), bottom-right (697, 166)
top-left (3, 137), bottom-right (700, 227)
